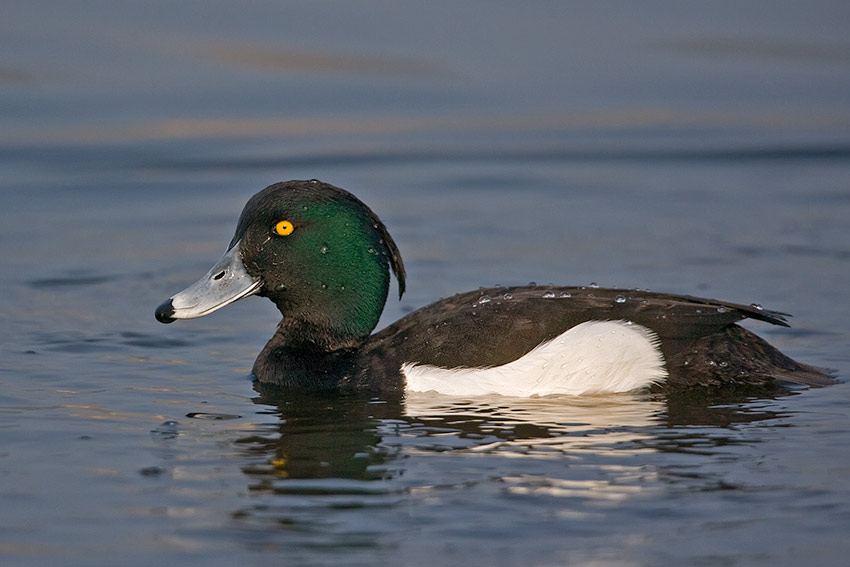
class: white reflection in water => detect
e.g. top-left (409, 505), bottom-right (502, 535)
top-left (396, 392), bottom-right (666, 505)
top-left (404, 391), bottom-right (663, 443)
top-left (504, 475), bottom-right (649, 501)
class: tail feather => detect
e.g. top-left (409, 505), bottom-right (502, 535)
top-left (662, 324), bottom-right (837, 389)
top-left (772, 362), bottom-right (837, 387)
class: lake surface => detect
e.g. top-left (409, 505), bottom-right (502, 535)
top-left (2, 2), bottom-right (849, 566)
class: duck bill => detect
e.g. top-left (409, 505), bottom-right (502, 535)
top-left (155, 241), bottom-right (262, 323)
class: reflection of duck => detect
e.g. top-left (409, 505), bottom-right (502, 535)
top-left (241, 390), bottom-right (664, 485)
top-left (225, 388), bottom-right (797, 552)
top-left (156, 180), bottom-right (834, 395)
top-left (239, 392), bottom-right (400, 482)
top-left (240, 388), bottom-right (793, 488)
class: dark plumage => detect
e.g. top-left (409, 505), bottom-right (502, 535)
top-left (156, 180), bottom-right (835, 395)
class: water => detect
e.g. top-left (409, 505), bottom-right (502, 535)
top-left (2, 2), bottom-right (850, 566)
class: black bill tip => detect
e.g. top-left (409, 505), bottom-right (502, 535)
top-left (155, 299), bottom-right (176, 324)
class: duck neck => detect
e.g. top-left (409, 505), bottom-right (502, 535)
top-left (252, 320), bottom-right (362, 389)
top-left (273, 317), bottom-right (368, 352)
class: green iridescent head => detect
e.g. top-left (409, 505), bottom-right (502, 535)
top-left (156, 180), bottom-right (405, 350)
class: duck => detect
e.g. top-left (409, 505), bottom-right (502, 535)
top-left (155, 179), bottom-right (835, 396)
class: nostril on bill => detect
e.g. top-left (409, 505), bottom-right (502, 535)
top-left (213, 271), bottom-right (226, 281)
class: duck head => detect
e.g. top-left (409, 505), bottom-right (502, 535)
top-left (155, 180), bottom-right (406, 350)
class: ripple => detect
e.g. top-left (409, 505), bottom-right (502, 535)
top-left (29, 274), bottom-right (119, 288)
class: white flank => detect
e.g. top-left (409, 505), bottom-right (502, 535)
top-left (402, 320), bottom-right (667, 397)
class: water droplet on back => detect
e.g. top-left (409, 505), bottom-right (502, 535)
top-left (542, 291), bottom-right (556, 299)
top-left (589, 282), bottom-right (599, 288)
top-left (750, 303), bottom-right (764, 311)
top-left (716, 307), bottom-right (727, 313)
top-left (477, 295), bottom-right (492, 304)
top-left (559, 291), bottom-right (572, 298)
top-left (615, 295), bottom-right (626, 303)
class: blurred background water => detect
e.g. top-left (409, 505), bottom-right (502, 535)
top-left (1, 2), bottom-right (849, 566)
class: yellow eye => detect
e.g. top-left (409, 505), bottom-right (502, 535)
top-left (274, 220), bottom-right (295, 236)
